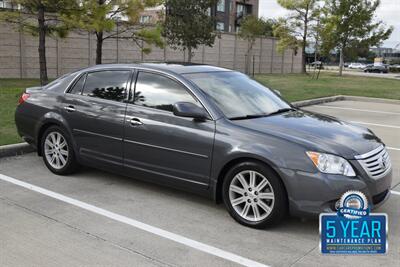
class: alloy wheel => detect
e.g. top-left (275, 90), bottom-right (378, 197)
top-left (228, 170), bottom-right (275, 222)
top-left (44, 131), bottom-right (69, 170)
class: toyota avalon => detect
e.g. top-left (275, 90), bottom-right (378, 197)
top-left (15, 63), bottom-right (392, 228)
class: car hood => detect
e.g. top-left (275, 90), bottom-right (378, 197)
top-left (232, 110), bottom-right (382, 159)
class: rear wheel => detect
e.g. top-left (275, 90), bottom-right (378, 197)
top-left (222, 161), bottom-right (288, 228)
top-left (41, 126), bottom-right (79, 175)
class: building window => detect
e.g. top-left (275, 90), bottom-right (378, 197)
top-left (206, 7), bottom-right (211, 16)
top-left (0, 0), bottom-right (18, 9)
top-left (236, 4), bottom-right (244, 17)
top-left (139, 15), bottom-right (151, 24)
top-left (217, 0), bottom-right (225, 12)
top-left (216, 22), bottom-right (225, 31)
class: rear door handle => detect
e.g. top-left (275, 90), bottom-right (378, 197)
top-left (130, 118), bottom-right (143, 126)
top-left (64, 105), bottom-right (76, 112)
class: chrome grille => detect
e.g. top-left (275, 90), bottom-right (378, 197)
top-left (355, 145), bottom-right (391, 179)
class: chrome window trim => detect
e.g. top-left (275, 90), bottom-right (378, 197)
top-left (63, 66), bottom-right (216, 120)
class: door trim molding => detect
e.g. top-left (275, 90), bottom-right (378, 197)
top-left (124, 139), bottom-right (209, 159)
top-left (73, 128), bottom-right (122, 141)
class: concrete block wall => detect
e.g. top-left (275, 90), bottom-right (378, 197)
top-left (0, 22), bottom-right (302, 79)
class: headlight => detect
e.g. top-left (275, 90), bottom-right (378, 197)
top-left (306, 151), bottom-right (356, 177)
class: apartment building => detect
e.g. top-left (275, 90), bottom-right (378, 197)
top-left (212, 0), bottom-right (259, 32)
top-left (140, 0), bottom-right (259, 32)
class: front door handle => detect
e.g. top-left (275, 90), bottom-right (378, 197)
top-left (64, 105), bottom-right (76, 112)
top-left (130, 118), bottom-right (143, 126)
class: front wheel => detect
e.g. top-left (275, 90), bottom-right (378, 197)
top-left (222, 161), bottom-right (288, 228)
top-left (41, 126), bottom-right (79, 175)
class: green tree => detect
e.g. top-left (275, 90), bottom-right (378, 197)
top-left (321, 0), bottom-right (393, 76)
top-left (273, 0), bottom-right (320, 73)
top-left (162, 0), bottom-right (217, 62)
top-left (0, 0), bottom-right (78, 84)
top-left (262, 18), bottom-right (278, 37)
top-left (239, 16), bottom-right (271, 74)
top-left (63, 0), bottom-right (164, 65)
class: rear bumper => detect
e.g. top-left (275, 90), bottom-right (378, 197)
top-left (15, 105), bottom-right (36, 146)
top-left (278, 167), bottom-right (392, 217)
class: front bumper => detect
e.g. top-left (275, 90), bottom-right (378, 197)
top-left (278, 166), bottom-right (392, 217)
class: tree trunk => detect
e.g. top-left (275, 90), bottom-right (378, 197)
top-left (301, 6), bottom-right (309, 74)
top-left (301, 26), bottom-right (308, 73)
top-left (187, 47), bottom-right (192, 63)
top-left (37, 5), bottom-right (48, 85)
top-left (96, 31), bottom-right (103, 65)
top-left (339, 48), bottom-right (344, 76)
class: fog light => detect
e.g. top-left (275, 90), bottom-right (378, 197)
top-left (334, 200), bottom-right (340, 211)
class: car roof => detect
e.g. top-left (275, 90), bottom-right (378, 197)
top-left (80, 62), bottom-right (232, 75)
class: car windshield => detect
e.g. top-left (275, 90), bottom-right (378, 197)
top-left (184, 71), bottom-right (291, 119)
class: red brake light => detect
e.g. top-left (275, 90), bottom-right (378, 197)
top-left (18, 92), bottom-right (30, 105)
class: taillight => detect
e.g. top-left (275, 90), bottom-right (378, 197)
top-left (18, 92), bottom-right (30, 105)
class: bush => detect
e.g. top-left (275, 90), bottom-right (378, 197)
top-left (389, 66), bottom-right (400, 73)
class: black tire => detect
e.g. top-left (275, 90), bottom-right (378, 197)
top-left (41, 126), bottom-right (79, 175)
top-left (222, 161), bottom-right (288, 229)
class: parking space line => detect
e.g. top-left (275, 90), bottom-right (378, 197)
top-left (350, 121), bottom-right (400, 129)
top-left (313, 105), bottom-right (400, 115)
top-left (391, 191), bottom-right (400, 196)
top-left (0, 174), bottom-right (269, 267)
top-left (387, 147), bottom-right (400, 151)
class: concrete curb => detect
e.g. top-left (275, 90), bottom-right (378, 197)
top-left (292, 95), bottom-right (345, 107)
top-left (292, 95), bottom-right (400, 107)
top-left (0, 142), bottom-right (35, 158)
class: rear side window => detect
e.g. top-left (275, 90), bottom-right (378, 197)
top-left (82, 70), bottom-right (131, 102)
top-left (134, 72), bottom-right (199, 112)
top-left (69, 74), bottom-right (86, 94)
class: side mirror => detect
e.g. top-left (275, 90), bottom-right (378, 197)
top-left (274, 89), bottom-right (281, 96)
top-left (173, 102), bottom-right (209, 120)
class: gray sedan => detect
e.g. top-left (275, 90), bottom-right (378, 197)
top-left (15, 63), bottom-right (392, 228)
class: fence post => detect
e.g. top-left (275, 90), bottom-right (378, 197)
top-left (116, 35), bottom-right (119, 63)
top-left (141, 40), bottom-right (144, 61)
top-left (56, 38), bottom-right (62, 76)
top-left (233, 34), bottom-right (237, 70)
top-left (18, 27), bottom-right (24, 78)
top-left (88, 32), bottom-right (92, 66)
top-left (291, 50), bottom-right (294, 73)
top-left (202, 44), bottom-right (205, 64)
top-left (252, 55), bottom-right (255, 77)
top-left (218, 36), bottom-right (221, 67)
top-left (270, 39), bottom-right (275, 73)
top-left (259, 37), bottom-right (263, 74)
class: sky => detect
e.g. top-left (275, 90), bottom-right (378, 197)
top-left (258, 0), bottom-right (400, 49)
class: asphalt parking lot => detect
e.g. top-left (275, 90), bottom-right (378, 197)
top-left (1, 100), bottom-right (399, 267)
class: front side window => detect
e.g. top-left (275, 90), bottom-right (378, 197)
top-left (82, 70), bottom-right (131, 102)
top-left (184, 72), bottom-right (290, 119)
top-left (134, 72), bottom-right (199, 112)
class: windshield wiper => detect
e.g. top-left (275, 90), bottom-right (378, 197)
top-left (229, 113), bottom-right (270, 120)
top-left (266, 108), bottom-right (296, 117)
top-left (229, 108), bottom-right (296, 121)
